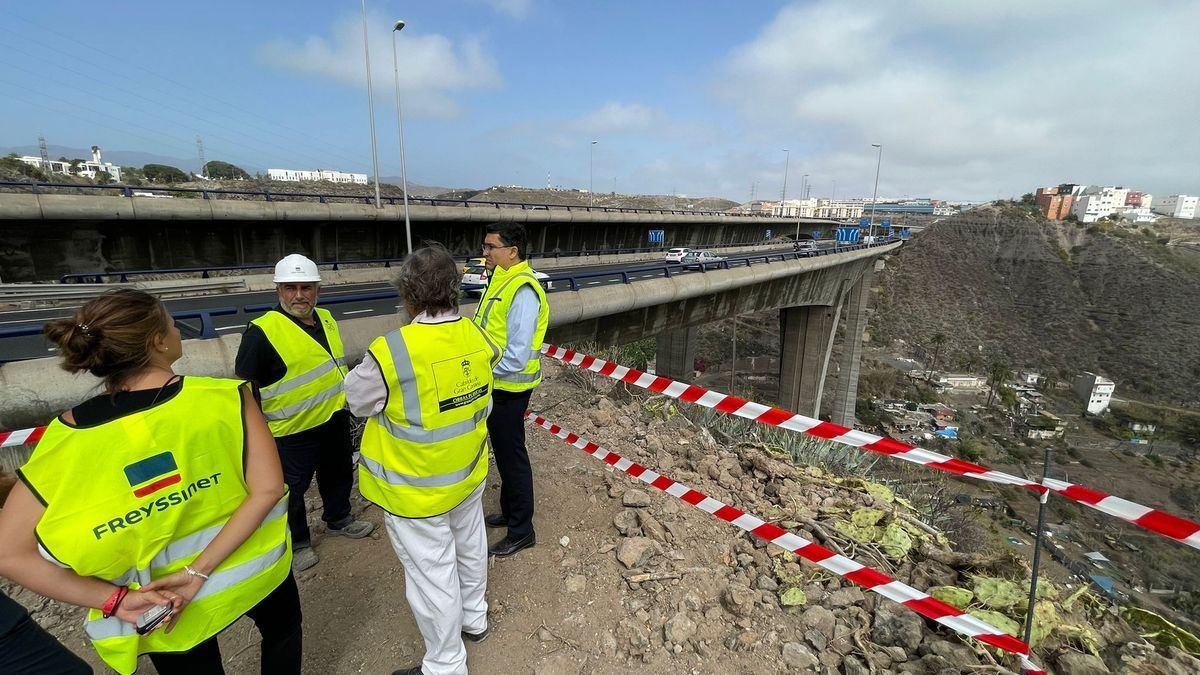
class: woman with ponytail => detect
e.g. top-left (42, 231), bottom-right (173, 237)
top-left (0, 289), bottom-right (302, 674)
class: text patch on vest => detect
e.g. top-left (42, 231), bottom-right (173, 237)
top-left (92, 469), bottom-right (224, 540)
top-left (431, 349), bottom-right (490, 412)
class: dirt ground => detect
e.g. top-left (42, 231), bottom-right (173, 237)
top-left (37, 361), bottom-right (825, 674)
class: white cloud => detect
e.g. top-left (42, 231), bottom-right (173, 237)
top-left (569, 102), bottom-right (669, 135)
top-left (258, 13), bottom-right (502, 119)
top-left (477, 0), bottom-right (534, 20)
top-left (713, 0), bottom-right (1200, 200)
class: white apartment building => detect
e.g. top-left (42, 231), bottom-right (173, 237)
top-left (1152, 194), bottom-right (1198, 219)
top-left (1071, 187), bottom-right (1125, 222)
top-left (1116, 207), bottom-right (1158, 224)
top-left (267, 168), bottom-right (368, 185)
top-left (816, 198), bottom-right (866, 220)
top-left (1072, 372), bottom-right (1115, 415)
top-left (772, 198), bottom-right (818, 218)
top-left (772, 198), bottom-right (865, 220)
top-left (18, 145), bottom-right (122, 182)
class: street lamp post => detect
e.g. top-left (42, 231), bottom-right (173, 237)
top-left (780, 149), bottom-right (790, 211)
top-left (390, 20), bottom-right (413, 256)
top-left (589, 140), bottom-right (597, 207)
top-left (360, 0), bottom-right (382, 209)
top-left (869, 143), bottom-right (883, 241)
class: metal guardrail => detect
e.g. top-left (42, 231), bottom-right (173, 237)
top-left (57, 240), bottom-right (802, 284)
top-left (2, 239), bottom-right (899, 362)
top-left (543, 242), bottom-right (881, 291)
top-left (0, 179), bottom-right (798, 218)
top-left (4, 279), bottom-right (246, 301)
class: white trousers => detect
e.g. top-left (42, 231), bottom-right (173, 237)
top-left (384, 482), bottom-right (488, 675)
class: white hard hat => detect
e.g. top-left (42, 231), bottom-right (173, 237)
top-left (273, 254), bottom-right (321, 283)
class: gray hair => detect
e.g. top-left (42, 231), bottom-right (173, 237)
top-left (392, 245), bottom-right (460, 316)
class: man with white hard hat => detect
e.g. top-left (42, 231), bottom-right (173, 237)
top-left (236, 253), bottom-right (374, 572)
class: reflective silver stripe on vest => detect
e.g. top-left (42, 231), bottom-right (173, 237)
top-left (476, 273), bottom-right (537, 328)
top-left (106, 499), bottom-right (289, 589)
top-left (382, 329), bottom-right (422, 426)
top-left (529, 348), bottom-right (541, 360)
top-left (85, 540), bottom-right (289, 641)
top-left (260, 359), bottom-right (342, 402)
top-left (499, 370), bottom-right (541, 384)
top-left (334, 357), bottom-right (347, 368)
top-left (376, 328), bottom-right (492, 442)
top-left (262, 380), bottom-right (344, 421)
top-left (375, 404), bottom-right (492, 444)
top-left (359, 439), bottom-right (486, 488)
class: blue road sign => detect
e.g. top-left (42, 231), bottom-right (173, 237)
top-left (648, 229), bottom-right (665, 244)
top-left (811, 230), bottom-right (822, 239)
top-left (859, 217), bottom-right (870, 228)
top-left (764, 229), bottom-right (773, 240)
top-left (836, 227), bottom-right (862, 244)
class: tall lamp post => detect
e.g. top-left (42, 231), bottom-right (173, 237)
top-left (360, 0), bottom-right (382, 208)
top-left (869, 143), bottom-right (883, 240)
top-left (390, 19), bottom-right (413, 255)
top-left (589, 140), bottom-right (597, 207)
top-left (780, 149), bottom-right (790, 209)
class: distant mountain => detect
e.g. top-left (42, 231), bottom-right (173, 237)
top-left (377, 178), bottom-right (466, 197)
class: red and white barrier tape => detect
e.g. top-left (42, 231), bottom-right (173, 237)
top-left (540, 344), bottom-right (1200, 551)
top-left (0, 426), bottom-right (45, 448)
top-left (525, 411), bottom-right (1045, 674)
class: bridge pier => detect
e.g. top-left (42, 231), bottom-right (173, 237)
top-left (655, 327), bottom-right (697, 381)
top-left (778, 297), bottom-right (845, 418)
top-left (830, 268), bottom-right (873, 427)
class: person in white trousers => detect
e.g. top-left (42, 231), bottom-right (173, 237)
top-left (345, 246), bottom-right (498, 675)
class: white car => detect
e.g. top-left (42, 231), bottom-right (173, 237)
top-left (680, 250), bottom-right (727, 269)
top-left (664, 247), bottom-right (691, 263)
top-left (461, 265), bottom-right (552, 296)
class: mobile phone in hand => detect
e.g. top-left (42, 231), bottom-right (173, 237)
top-left (135, 603), bottom-right (173, 635)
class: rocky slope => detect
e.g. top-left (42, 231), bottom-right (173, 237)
top-left (9, 359), bottom-right (1199, 673)
top-left (873, 212), bottom-right (1200, 405)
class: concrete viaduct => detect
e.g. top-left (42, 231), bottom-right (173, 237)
top-left (0, 194), bottom-right (834, 282)
top-left (0, 193), bottom-right (894, 446)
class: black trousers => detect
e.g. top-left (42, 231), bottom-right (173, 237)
top-left (487, 389), bottom-right (535, 539)
top-left (147, 572), bottom-right (303, 674)
top-left (277, 411), bottom-right (354, 548)
top-left (0, 593), bottom-right (92, 674)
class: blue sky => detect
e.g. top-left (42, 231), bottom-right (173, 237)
top-left (2, 1), bottom-right (1198, 202)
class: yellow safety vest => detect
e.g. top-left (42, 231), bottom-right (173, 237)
top-left (471, 260), bottom-right (549, 392)
top-left (18, 377), bottom-right (291, 675)
top-left (359, 318), bottom-right (500, 518)
top-left (250, 307), bottom-right (347, 436)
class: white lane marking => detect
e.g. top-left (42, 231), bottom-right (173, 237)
top-left (586, 281), bottom-right (602, 285)
top-left (215, 325), bottom-right (243, 331)
top-left (342, 309), bottom-right (375, 315)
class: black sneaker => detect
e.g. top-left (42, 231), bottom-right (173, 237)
top-left (391, 668), bottom-right (422, 675)
top-left (484, 513), bottom-right (506, 529)
top-left (488, 532), bottom-right (535, 557)
top-left (462, 627), bottom-right (489, 643)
